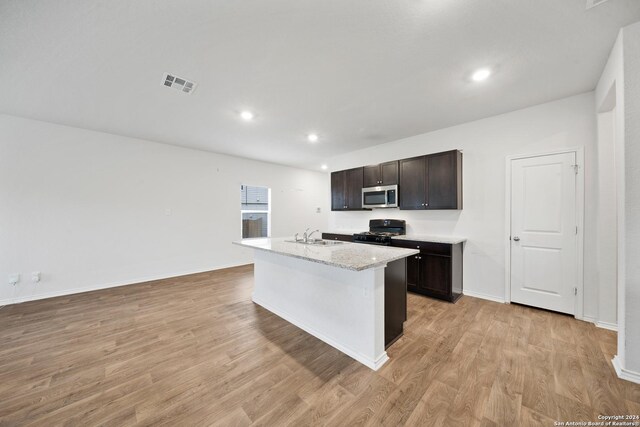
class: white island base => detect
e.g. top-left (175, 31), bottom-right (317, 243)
top-left (252, 250), bottom-right (389, 370)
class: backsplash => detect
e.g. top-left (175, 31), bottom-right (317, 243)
top-left (328, 209), bottom-right (464, 236)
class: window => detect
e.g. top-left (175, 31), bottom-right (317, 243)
top-left (240, 185), bottom-right (271, 238)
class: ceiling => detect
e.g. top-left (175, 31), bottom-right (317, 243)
top-left (1, 0), bottom-right (639, 170)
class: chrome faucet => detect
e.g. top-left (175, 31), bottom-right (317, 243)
top-left (304, 229), bottom-right (319, 243)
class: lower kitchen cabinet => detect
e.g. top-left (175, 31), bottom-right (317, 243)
top-left (321, 232), bottom-right (353, 242)
top-left (392, 239), bottom-right (463, 302)
top-left (384, 258), bottom-right (407, 348)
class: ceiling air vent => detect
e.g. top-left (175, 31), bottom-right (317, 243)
top-left (586, 0), bottom-right (610, 10)
top-left (162, 72), bottom-right (196, 94)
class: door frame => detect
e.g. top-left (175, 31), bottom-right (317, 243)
top-left (504, 147), bottom-right (585, 320)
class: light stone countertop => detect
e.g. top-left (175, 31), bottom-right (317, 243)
top-left (233, 237), bottom-right (419, 271)
top-left (391, 235), bottom-right (467, 244)
top-left (322, 230), bottom-right (467, 245)
top-left (322, 229), bottom-right (363, 236)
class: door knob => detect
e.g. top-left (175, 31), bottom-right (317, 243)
top-left (513, 236), bottom-right (520, 241)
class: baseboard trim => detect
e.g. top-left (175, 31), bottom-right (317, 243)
top-left (463, 290), bottom-right (506, 304)
top-left (0, 262), bottom-right (251, 306)
top-left (596, 321), bottom-right (618, 332)
top-left (613, 355), bottom-right (640, 384)
top-left (252, 294), bottom-right (389, 371)
top-left (578, 316), bottom-right (618, 331)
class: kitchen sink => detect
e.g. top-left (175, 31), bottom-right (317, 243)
top-left (285, 239), bottom-right (347, 246)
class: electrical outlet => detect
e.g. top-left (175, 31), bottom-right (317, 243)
top-left (316, 207), bottom-right (321, 213)
top-left (8, 274), bottom-right (20, 286)
top-left (32, 271), bottom-right (41, 283)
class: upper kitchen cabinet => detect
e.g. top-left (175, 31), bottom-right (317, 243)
top-left (331, 167), bottom-right (366, 211)
top-left (399, 156), bottom-right (427, 210)
top-left (399, 150), bottom-right (462, 210)
top-left (427, 150), bottom-right (462, 209)
top-left (363, 161), bottom-right (399, 187)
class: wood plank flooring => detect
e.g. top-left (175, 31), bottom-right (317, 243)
top-left (1, 265), bottom-right (638, 426)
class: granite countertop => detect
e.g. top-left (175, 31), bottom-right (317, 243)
top-left (391, 235), bottom-right (467, 244)
top-left (233, 237), bottom-right (419, 271)
top-left (322, 229), bottom-right (363, 235)
top-left (322, 230), bottom-right (467, 245)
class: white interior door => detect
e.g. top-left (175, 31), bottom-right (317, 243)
top-left (510, 152), bottom-right (577, 314)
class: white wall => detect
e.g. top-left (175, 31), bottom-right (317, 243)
top-left (622, 21), bottom-right (640, 375)
top-left (594, 24), bottom-right (640, 381)
top-left (596, 29), bottom-right (626, 365)
top-left (595, 109), bottom-right (618, 328)
top-left (0, 114), bottom-right (329, 305)
top-left (327, 92), bottom-right (603, 319)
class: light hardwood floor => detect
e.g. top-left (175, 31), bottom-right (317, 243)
top-left (1, 265), bottom-right (638, 426)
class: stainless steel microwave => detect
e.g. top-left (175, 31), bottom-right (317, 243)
top-left (362, 185), bottom-right (398, 208)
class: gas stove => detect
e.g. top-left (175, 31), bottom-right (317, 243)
top-left (353, 232), bottom-right (398, 245)
top-left (353, 219), bottom-right (406, 246)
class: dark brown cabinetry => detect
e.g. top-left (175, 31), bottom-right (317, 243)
top-left (331, 149), bottom-right (461, 211)
top-left (384, 258), bottom-right (407, 348)
top-left (321, 233), bottom-right (353, 242)
top-left (398, 156), bottom-right (427, 210)
top-left (331, 167), bottom-right (366, 211)
top-left (363, 161), bottom-right (399, 187)
top-left (391, 239), bottom-right (463, 302)
top-left (428, 151), bottom-right (463, 209)
top-left (398, 150), bottom-right (462, 210)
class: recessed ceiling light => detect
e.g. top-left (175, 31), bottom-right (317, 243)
top-left (471, 68), bottom-right (491, 82)
top-left (307, 133), bottom-right (319, 143)
top-left (240, 111), bottom-right (254, 121)
top-left (321, 164), bottom-right (328, 170)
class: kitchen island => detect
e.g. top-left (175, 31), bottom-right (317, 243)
top-left (233, 237), bottom-right (419, 370)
